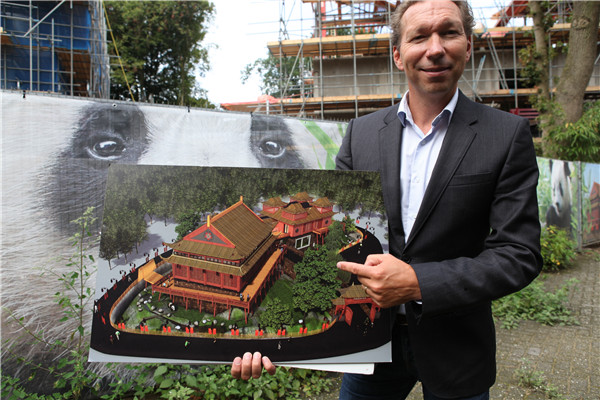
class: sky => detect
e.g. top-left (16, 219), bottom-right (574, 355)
top-left (198, 0), bottom-right (511, 107)
top-left (198, 0), bottom-right (315, 105)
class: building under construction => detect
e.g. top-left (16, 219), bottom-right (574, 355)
top-left (221, 0), bottom-right (600, 125)
top-left (0, 1), bottom-right (109, 98)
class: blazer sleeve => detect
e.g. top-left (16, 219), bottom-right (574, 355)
top-left (335, 119), bottom-right (354, 171)
top-left (412, 116), bottom-right (542, 317)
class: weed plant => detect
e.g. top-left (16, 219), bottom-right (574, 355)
top-left (541, 226), bottom-right (577, 272)
top-left (2, 207), bottom-right (101, 399)
top-left (492, 277), bottom-right (579, 329)
top-left (515, 359), bottom-right (567, 400)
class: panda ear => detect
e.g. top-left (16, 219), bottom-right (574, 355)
top-left (563, 162), bottom-right (571, 176)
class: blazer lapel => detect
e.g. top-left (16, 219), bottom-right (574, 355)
top-left (378, 106), bottom-right (405, 239)
top-left (405, 93), bottom-right (478, 249)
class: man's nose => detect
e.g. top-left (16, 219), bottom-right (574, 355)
top-left (426, 34), bottom-right (444, 58)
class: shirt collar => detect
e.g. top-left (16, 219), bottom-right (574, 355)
top-left (397, 89), bottom-right (459, 128)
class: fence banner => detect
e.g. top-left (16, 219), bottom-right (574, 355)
top-left (537, 157), bottom-right (600, 248)
top-left (2, 90), bottom-right (599, 375)
top-left (1, 90), bottom-right (346, 373)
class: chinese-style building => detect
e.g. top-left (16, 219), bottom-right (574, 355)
top-left (165, 198), bottom-right (278, 294)
top-left (147, 194), bottom-right (336, 320)
top-left (333, 284), bottom-right (379, 326)
top-left (149, 198), bottom-right (284, 321)
top-left (588, 182), bottom-right (600, 233)
top-left (262, 192), bottom-right (335, 249)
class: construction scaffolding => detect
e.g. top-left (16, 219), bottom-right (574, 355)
top-left (221, 0), bottom-right (600, 123)
top-left (1, 1), bottom-right (110, 98)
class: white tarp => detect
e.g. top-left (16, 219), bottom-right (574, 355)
top-left (1, 90), bottom-right (346, 370)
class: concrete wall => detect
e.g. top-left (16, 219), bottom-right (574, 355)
top-left (313, 47), bottom-right (600, 100)
top-left (313, 56), bottom-right (405, 97)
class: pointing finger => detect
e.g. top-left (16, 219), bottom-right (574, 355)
top-left (337, 261), bottom-right (372, 277)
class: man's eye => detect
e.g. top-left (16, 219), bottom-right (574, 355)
top-left (259, 140), bottom-right (286, 158)
top-left (87, 139), bottom-right (126, 159)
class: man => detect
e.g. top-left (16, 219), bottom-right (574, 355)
top-left (232, 1), bottom-right (542, 398)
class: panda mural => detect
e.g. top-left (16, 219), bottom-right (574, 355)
top-left (1, 91), bottom-right (345, 384)
top-left (545, 160), bottom-right (573, 233)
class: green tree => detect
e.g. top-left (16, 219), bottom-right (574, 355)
top-left (175, 210), bottom-right (203, 240)
top-left (259, 298), bottom-right (293, 330)
top-left (322, 220), bottom-right (347, 254)
top-left (99, 220), bottom-right (119, 269)
top-left (106, 1), bottom-right (215, 106)
top-left (241, 54), bottom-right (311, 98)
top-left (521, 1), bottom-right (600, 158)
top-left (554, 2), bottom-right (600, 125)
top-left (292, 247), bottom-right (340, 316)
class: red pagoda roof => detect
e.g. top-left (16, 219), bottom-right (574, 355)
top-left (164, 235), bottom-right (278, 276)
top-left (313, 197), bottom-right (333, 208)
top-left (166, 199), bottom-right (274, 262)
top-left (263, 197), bottom-right (287, 208)
top-left (291, 192), bottom-right (313, 202)
top-left (266, 201), bottom-right (335, 226)
top-left (284, 202), bottom-right (308, 215)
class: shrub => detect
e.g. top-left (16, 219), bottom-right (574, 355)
top-left (492, 277), bottom-right (579, 329)
top-left (543, 100), bottom-right (600, 162)
top-left (540, 225), bottom-right (577, 272)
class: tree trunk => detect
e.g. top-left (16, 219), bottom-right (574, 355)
top-left (555, 2), bottom-right (600, 123)
top-left (530, 1), bottom-right (550, 103)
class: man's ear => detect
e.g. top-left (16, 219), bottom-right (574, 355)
top-left (393, 46), bottom-right (404, 71)
top-left (465, 37), bottom-right (472, 62)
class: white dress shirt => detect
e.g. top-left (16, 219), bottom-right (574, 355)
top-left (397, 90), bottom-right (459, 242)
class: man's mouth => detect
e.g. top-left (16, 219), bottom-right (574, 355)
top-left (421, 66), bottom-right (450, 73)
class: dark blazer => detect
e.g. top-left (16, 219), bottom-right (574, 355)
top-left (335, 91), bottom-right (542, 398)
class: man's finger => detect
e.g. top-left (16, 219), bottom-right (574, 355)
top-left (337, 261), bottom-right (372, 276)
top-left (241, 352), bottom-right (253, 380)
top-left (231, 356), bottom-right (243, 379)
top-left (262, 356), bottom-right (276, 375)
top-left (251, 352), bottom-right (263, 378)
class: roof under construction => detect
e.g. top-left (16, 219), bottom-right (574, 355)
top-left (221, 1), bottom-right (598, 122)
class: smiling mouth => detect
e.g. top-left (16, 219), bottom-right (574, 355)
top-left (422, 66), bottom-right (450, 73)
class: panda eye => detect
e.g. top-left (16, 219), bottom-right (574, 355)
top-left (86, 138), bottom-right (126, 160)
top-left (259, 140), bottom-right (285, 158)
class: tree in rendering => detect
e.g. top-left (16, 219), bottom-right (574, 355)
top-left (292, 247), bottom-right (340, 316)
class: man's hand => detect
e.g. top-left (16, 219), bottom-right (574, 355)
top-left (337, 254), bottom-right (421, 308)
top-left (231, 352), bottom-right (276, 380)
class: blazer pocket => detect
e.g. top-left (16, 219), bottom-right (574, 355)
top-left (448, 172), bottom-right (494, 187)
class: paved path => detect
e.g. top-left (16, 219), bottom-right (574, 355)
top-left (323, 248), bottom-right (600, 399)
top-left (405, 248), bottom-right (600, 399)
top-left (490, 248), bottom-right (600, 400)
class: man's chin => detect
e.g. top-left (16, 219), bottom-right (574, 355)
top-left (422, 83), bottom-right (456, 96)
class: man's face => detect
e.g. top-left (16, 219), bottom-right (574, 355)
top-left (393, 0), bottom-right (471, 101)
